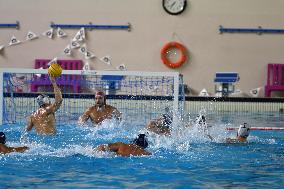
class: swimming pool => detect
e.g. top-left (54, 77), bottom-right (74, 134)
top-left (1, 112), bottom-right (284, 188)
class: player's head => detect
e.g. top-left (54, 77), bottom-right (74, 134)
top-left (161, 114), bottom-right (173, 128)
top-left (196, 114), bottom-right (206, 125)
top-left (36, 94), bottom-right (50, 107)
top-left (237, 123), bottom-right (250, 138)
top-left (0, 132), bottom-right (6, 144)
top-left (95, 91), bottom-right (106, 105)
top-left (133, 134), bottom-right (148, 149)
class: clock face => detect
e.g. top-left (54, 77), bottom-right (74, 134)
top-left (162, 0), bottom-right (187, 15)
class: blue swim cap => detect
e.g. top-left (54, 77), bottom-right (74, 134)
top-left (0, 132), bottom-right (6, 144)
top-left (133, 134), bottom-right (148, 149)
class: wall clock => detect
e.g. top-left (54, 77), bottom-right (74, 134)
top-left (162, 0), bottom-right (187, 15)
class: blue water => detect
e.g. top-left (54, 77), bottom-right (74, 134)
top-left (1, 113), bottom-right (284, 188)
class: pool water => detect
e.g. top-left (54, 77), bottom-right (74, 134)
top-left (1, 113), bottom-right (284, 188)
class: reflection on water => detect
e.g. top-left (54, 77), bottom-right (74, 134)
top-left (1, 113), bottom-right (284, 188)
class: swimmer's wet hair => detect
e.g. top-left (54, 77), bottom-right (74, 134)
top-left (133, 134), bottom-right (148, 149)
top-left (0, 132), bottom-right (6, 144)
top-left (95, 91), bottom-right (105, 97)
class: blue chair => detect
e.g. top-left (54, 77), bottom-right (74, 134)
top-left (214, 72), bottom-right (240, 97)
top-left (101, 75), bottom-right (124, 95)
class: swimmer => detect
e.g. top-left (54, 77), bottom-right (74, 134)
top-left (226, 123), bottom-right (250, 143)
top-left (196, 114), bottom-right (213, 140)
top-left (146, 107), bottom-right (172, 135)
top-left (96, 134), bottom-right (151, 157)
top-left (186, 114), bottom-right (213, 140)
top-left (25, 76), bottom-right (63, 135)
top-left (186, 114), bottom-right (208, 129)
top-left (0, 132), bottom-right (29, 154)
top-left (78, 91), bottom-right (122, 125)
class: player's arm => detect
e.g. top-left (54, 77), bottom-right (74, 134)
top-left (207, 134), bottom-right (214, 141)
top-left (96, 142), bottom-right (121, 152)
top-left (0, 145), bottom-right (29, 154)
top-left (78, 108), bottom-right (91, 125)
top-left (25, 116), bottom-right (34, 132)
top-left (46, 76), bottom-right (63, 114)
top-left (226, 138), bottom-right (238, 143)
top-left (11, 146), bottom-right (29, 153)
top-left (112, 107), bottom-right (122, 121)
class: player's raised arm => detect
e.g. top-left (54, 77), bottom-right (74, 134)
top-left (46, 76), bottom-right (63, 114)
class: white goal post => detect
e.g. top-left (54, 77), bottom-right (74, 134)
top-left (0, 68), bottom-right (184, 126)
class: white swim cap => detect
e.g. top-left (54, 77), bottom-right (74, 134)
top-left (237, 123), bottom-right (250, 138)
top-left (37, 94), bottom-right (50, 107)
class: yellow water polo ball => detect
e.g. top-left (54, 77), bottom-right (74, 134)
top-left (48, 63), bottom-right (62, 77)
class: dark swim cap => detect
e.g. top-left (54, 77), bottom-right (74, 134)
top-left (162, 113), bottom-right (173, 128)
top-left (0, 132), bottom-right (6, 144)
top-left (199, 115), bottom-right (206, 125)
top-left (133, 134), bottom-right (148, 149)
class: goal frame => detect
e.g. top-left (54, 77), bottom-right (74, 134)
top-left (0, 68), bottom-right (182, 126)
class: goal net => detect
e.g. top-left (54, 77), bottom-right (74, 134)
top-left (0, 68), bottom-right (184, 126)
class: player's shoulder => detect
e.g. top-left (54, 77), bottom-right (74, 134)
top-left (0, 143), bottom-right (8, 151)
top-left (87, 106), bottom-right (97, 111)
top-left (106, 104), bottom-right (117, 109)
top-left (33, 108), bottom-right (45, 116)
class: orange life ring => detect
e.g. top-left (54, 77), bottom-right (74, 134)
top-left (161, 42), bottom-right (187, 69)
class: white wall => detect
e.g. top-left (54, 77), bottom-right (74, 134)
top-left (1, 0), bottom-right (284, 96)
